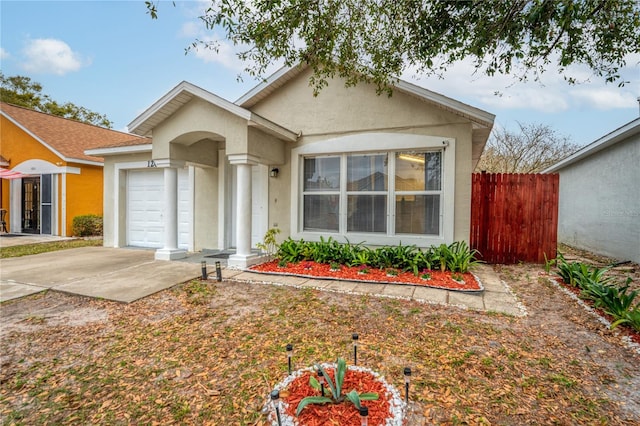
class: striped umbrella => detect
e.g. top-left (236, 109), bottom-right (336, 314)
top-left (0, 168), bottom-right (30, 179)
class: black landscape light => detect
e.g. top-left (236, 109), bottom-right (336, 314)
top-left (215, 261), bottom-right (222, 282)
top-left (352, 333), bottom-right (359, 365)
top-left (286, 344), bottom-right (293, 374)
top-left (201, 260), bottom-right (207, 280)
top-left (404, 367), bottom-right (411, 404)
top-left (317, 368), bottom-right (326, 396)
top-left (270, 390), bottom-right (282, 426)
top-left (359, 405), bottom-right (369, 426)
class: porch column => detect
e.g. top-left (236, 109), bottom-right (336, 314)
top-left (228, 155), bottom-right (260, 269)
top-left (155, 166), bottom-right (186, 260)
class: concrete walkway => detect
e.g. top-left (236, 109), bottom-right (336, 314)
top-left (0, 247), bottom-right (200, 303)
top-left (1, 242), bottom-right (524, 316)
top-left (218, 264), bottom-right (525, 317)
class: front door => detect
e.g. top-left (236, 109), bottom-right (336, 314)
top-left (22, 177), bottom-right (40, 234)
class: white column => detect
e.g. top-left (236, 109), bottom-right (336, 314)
top-left (236, 163), bottom-right (252, 256)
top-left (228, 155), bottom-right (261, 269)
top-left (155, 167), bottom-right (186, 260)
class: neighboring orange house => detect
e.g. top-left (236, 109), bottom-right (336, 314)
top-left (0, 102), bottom-right (147, 236)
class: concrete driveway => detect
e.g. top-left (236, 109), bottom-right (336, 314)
top-left (0, 247), bottom-right (201, 303)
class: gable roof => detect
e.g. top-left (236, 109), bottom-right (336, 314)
top-left (236, 65), bottom-right (495, 128)
top-left (0, 102), bottom-right (148, 165)
top-left (127, 81), bottom-right (298, 141)
top-left (235, 65), bottom-right (495, 165)
top-left (543, 117), bottom-right (640, 173)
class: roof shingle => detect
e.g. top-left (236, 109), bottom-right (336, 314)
top-left (1, 102), bottom-right (149, 163)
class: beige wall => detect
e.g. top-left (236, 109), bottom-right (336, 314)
top-left (251, 69), bottom-right (476, 245)
top-left (194, 166), bottom-right (218, 251)
top-left (102, 68), bottom-right (485, 252)
top-left (101, 153), bottom-right (150, 247)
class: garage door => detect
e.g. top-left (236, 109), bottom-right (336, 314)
top-left (127, 169), bottom-right (190, 249)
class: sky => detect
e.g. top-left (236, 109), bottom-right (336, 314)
top-left (1, 0), bottom-right (639, 147)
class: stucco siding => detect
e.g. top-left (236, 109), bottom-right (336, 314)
top-left (253, 70), bottom-right (477, 245)
top-left (557, 136), bottom-right (640, 263)
top-left (102, 153), bottom-right (150, 247)
top-left (66, 164), bottom-right (103, 235)
top-left (0, 115), bottom-right (104, 236)
top-left (153, 98), bottom-right (246, 160)
top-left (194, 166), bottom-right (218, 251)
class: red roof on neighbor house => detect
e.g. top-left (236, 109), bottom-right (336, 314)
top-left (0, 102), bottom-right (149, 163)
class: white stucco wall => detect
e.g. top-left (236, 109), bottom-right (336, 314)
top-left (557, 135), bottom-right (640, 263)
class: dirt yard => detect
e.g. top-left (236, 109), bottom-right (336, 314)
top-left (1, 260), bottom-right (639, 425)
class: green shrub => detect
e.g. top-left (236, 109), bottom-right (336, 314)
top-left (72, 214), bottom-right (103, 237)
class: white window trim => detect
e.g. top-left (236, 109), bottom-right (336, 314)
top-left (291, 133), bottom-right (455, 247)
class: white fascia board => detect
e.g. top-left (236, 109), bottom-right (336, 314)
top-left (395, 80), bottom-right (495, 127)
top-left (128, 81), bottom-right (252, 133)
top-left (85, 144), bottom-right (153, 157)
top-left (66, 158), bottom-right (104, 167)
top-left (235, 65), bottom-right (297, 106)
top-left (543, 117), bottom-right (640, 173)
top-left (1, 110), bottom-right (65, 161)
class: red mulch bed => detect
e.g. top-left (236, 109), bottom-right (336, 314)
top-left (552, 276), bottom-right (640, 346)
top-left (249, 260), bottom-right (482, 292)
top-left (281, 368), bottom-right (393, 426)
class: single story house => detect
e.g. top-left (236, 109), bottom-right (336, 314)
top-left (0, 102), bottom-right (146, 236)
top-left (87, 66), bottom-right (495, 268)
top-left (543, 117), bottom-right (640, 264)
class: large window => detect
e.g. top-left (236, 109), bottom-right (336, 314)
top-left (303, 156), bottom-right (340, 232)
top-left (301, 150), bottom-right (442, 236)
top-left (347, 154), bottom-right (387, 233)
top-left (395, 151), bottom-right (441, 235)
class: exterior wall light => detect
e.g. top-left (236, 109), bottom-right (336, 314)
top-left (270, 168), bottom-right (279, 178)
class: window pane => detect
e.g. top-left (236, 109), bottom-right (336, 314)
top-left (304, 157), bottom-right (340, 191)
top-left (395, 151), bottom-right (441, 191)
top-left (347, 195), bottom-right (387, 233)
top-left (347, 154), bottom-right (387, 191)
top-left (304, 194), bottom-right (339, 232)
top-left (395, 194), bottom-right (440, 235)
top-left (425, 152), bottom-right (441, 191)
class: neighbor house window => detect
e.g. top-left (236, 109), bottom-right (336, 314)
top-left (302, 150), bottom-right (442, 236)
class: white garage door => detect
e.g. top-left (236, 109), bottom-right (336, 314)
top-left (127, 169), bottom-right (190, 249)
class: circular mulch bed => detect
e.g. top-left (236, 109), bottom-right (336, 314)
top-left (267, 363), bottom-right (405, 426)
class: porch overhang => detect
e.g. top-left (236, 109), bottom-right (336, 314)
top-left (128, 81), bottom-right (298, 142)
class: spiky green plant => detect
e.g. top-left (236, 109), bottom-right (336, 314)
top-left (295, 358), bottom-right (379, 416)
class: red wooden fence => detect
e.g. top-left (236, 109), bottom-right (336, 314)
top-left (470, 172), bottom-right (559, 264)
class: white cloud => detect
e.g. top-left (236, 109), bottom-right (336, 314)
top-left (402, 53), bottom-right (639, 113)
top-left (0, 48), bottom-right (9, 60)
top-left (21, 38), bottom-right (87, 75)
